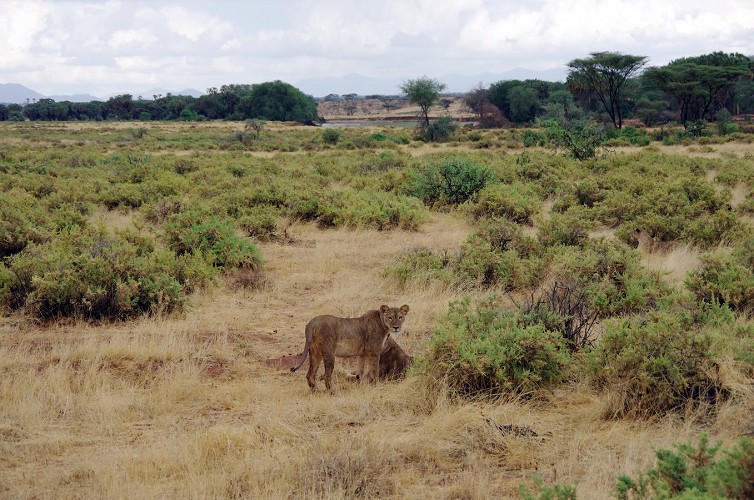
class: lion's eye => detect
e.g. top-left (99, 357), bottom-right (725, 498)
top-left (387, 316), bottom-right (393, 321)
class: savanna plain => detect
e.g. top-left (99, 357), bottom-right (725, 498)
top-left (1, 120), bottom-right (754, 499)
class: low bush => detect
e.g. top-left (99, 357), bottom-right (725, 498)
top-left (333, 189), bottom-right (428, 230)
top-left (321, 128), bottom-right (340, 145)
top-left (410, 157), bottom-right (495, 206)
top-left (686, 244), bottom-right (754, 314)
top-left (237, 206), bottom-right (279, 240)
top-left (164, 211), bottom-right (262, 270)
top-left (587, 306), bottom-right (751, 418)
top-left (538, 207), bottom-right (595, 247)
top-left (419, 296), bottom-right (571, 398)
top-left (381, 248), bottom-right (453, 288)
top-left (0, 190), bottom-right (50, 257)
top-left (420, 116), bottom-right (457, 142)
top-left (6, 226), bottom-right (207, 320)
top-left (616, 435), bottom-right (754, 499)
top-left (464, 181), bottom-right (541, 224)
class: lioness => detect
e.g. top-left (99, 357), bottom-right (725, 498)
top-left (290, 304), bottom-right (410, 391)
top-left (635, 227), bottom-right (676, 253)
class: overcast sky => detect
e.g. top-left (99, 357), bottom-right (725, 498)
top-left (1, 0), bottom-right (753, 98)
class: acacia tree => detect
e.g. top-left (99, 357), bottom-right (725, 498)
top-left (567, 52), bottom-right (648, 129)
top-left (643, 52), bottom-right (752, 129)
top-left (400, 76), bottom-right (446, 130)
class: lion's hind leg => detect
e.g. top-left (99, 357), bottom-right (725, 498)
top-left (323, 352), bottom-right (335, 391)
top-left (306, 347), bottom-right (322, 390)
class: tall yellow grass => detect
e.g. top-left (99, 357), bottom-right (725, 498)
top-left (0, 213), bottom-right (748, 499)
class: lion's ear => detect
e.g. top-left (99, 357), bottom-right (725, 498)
top-left (400, 304), bottom-right (410, 314)
top-left (380, 305), bottom-right (389, 313)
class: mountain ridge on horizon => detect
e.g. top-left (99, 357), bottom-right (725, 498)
top-left (1, 66), bottom-right (568, 104)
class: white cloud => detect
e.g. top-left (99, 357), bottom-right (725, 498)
top-left (0, 0), bottom-right (752, 96)
top-left (109, 29), bottom-right (158, 50)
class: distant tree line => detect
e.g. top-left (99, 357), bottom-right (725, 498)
top-left (2, 52), bottom-right (752, 129)
top-left (466, 51), bottom-right (754, 131)
top-left (1, 80), bottom-right (320, 124)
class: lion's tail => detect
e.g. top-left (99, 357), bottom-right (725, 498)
top-left (290, 321), bottom-right (314, 372)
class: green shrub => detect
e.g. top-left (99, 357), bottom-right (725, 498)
top-left (538, 207), bottom-right (595, 247)
top-left (686, 246), bottom-right (754, 314)
top-left (321, 128), bottom-right (340, 145)
top-left (6, 226), bottom-right (199, 320)
top-left (420, 116), bottom-right (457, 142)
top-left (410, 157), bottom-right (495, 206)
top-left (164, 211), bottom-right (262, 270)
top-left (464, 181), bottom-right (541, 224)
top-left (333, 189), bottom-right (428, 230)
top-left (381, 248), bottom-right (453, 288)
top-left (587, 309), bottom-right (742, 418)
top-left (473, 217), bottom-right (541, 258)
top-left (0, 190), bottom-right (50, 257)
top-left (0, 263), bottom-right (18, 313)
top-left (237, 206), bottom-right (279, 240)
top-left (549, 239), bottom-right (670, 318)
top-left (519, 475), bottom-right (577, 500)
top-left (616, 435), bottom-right (754, 499)
top-left (419, 296), bottom-right (570, 398)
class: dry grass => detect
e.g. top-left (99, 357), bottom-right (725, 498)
top-left (638, 244), bottom-right (703, 288)
top-left (1, 212), bottom-right (749, 499)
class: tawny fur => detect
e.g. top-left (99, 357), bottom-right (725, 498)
top-left (291, 305), bottom-right (410, 391)
top-left (635, 227), bottom-right (677, 253)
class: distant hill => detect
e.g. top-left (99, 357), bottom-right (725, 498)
top-left (0, 83), bottom-right (45, 104)
top-left (0, 83), bottom-right (203, 104)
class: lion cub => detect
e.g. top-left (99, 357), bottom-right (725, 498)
top-left (291, 304), bottom-right (410, 391)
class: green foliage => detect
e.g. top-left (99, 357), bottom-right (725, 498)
top-left (0, 190), bottom-right (50, 257)
top-left (237, 206), bottom-right (278, 240)
top-left (616, 435), bottom-right (754, 499)
top-left (5, 226), bottom-right (203, 320)
top-left (420, 116), bottom-right (458, 142)
top-left (243, 80), bottom-right (319, 123)
top-left (544, 120), bottom-right (605, 160)
top-left (644, 52), bottom-right (752, 127)
top-left (520, 475), bottom-right (577, 500)
top-left (464, 181), bottom-right (541, 224)
top-left (410, 157), bottom-right (495, 206)
top-left (538, 207), bottom-right (595, 247)
top-left (419, 296), bottom-right (571, 398)
top-left (587, 307), bottom-right (747, 418)
top-left (321, 128), bottom-right (340, 145)
top-left (164, 211), bottom-right (262, 270)
top-left (566, 51), bottom-right (648, 129)
top-left (400, 76), bottom-right (447, 130)
top-left (685, 243), bottom-right (754, 314)
top-left (381, 248), bottom-right (453, 288)
top-left (419, 297), bottom-right (569, 397)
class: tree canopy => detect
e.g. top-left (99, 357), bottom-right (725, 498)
top-left (567, 52), bottom-right (648, 129)
top-left (400, 76), bottom-right (446, 130)
top-left (242, 80), bottom-right (319, 123)
top-left (643, 52), bottom-right (753, 128)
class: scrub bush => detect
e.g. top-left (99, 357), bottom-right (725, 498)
top-left (587, 307), bottom-right (750, 418)
top-left (616, 435), bottom-right (754, 499)
top-left (419, 296), bottom-right (570, 398)
top-left (6, 226), bottom-right (205, 320)
top-left (410, 157), bottom-right (495, 206)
